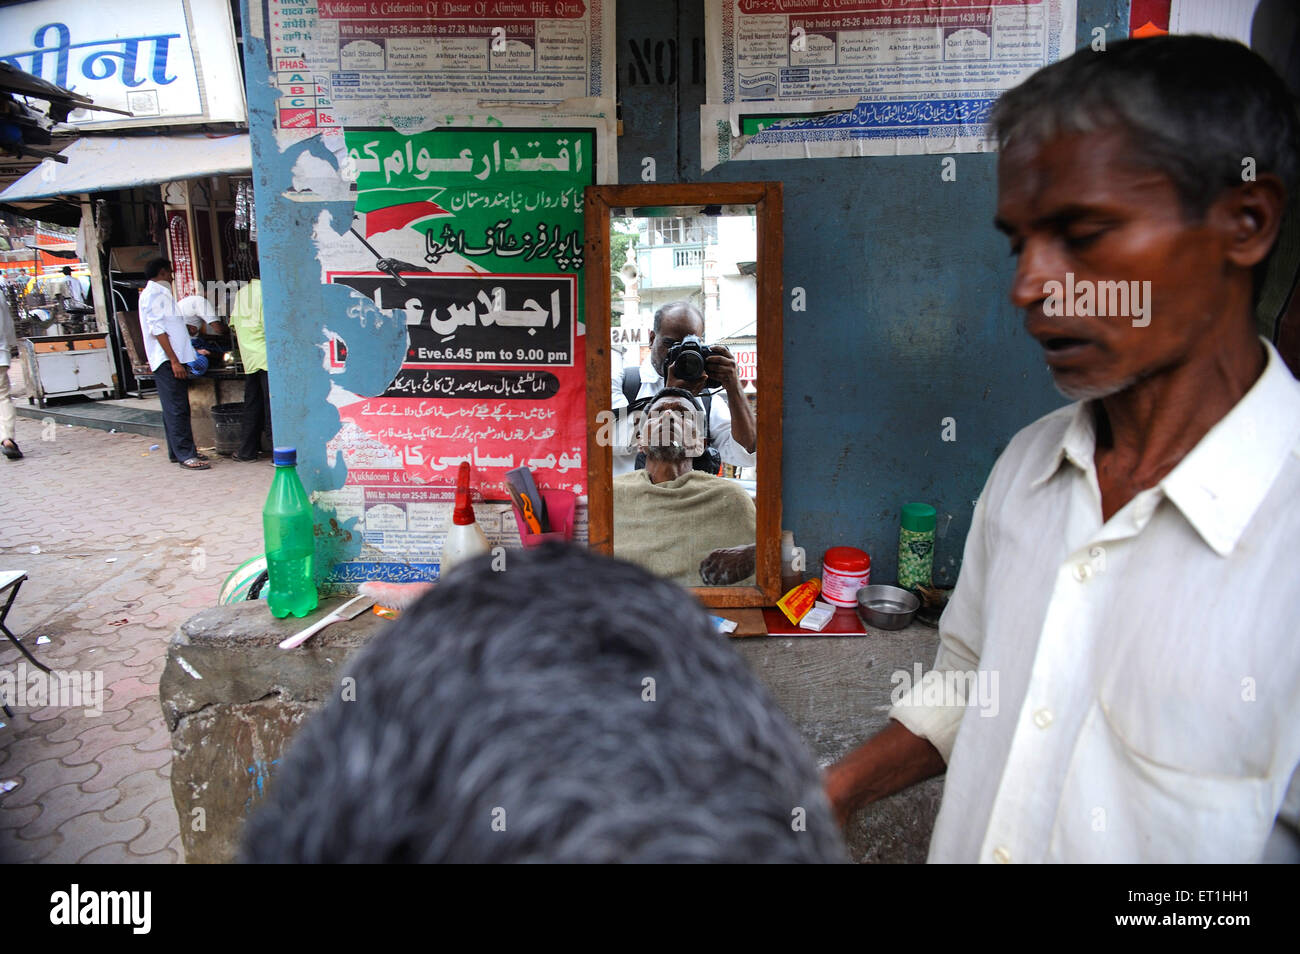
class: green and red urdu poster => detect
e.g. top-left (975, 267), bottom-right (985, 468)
top-left (319, 127), bottom-right (594, 584)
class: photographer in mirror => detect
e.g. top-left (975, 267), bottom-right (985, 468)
top-left (610, 301), bottom-right (757, 477)
top-left (613, 388), bottom-right (757, 586)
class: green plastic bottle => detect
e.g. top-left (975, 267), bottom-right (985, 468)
top-left (898, 502), bottom-right (937, 592)
top-left (264, 446), bottom-right (318, 619)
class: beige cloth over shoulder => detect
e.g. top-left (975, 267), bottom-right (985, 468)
top-left (613, 470), bottom-right (756, 587)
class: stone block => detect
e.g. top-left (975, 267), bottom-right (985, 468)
top-left (160, 599), bottom-right (374, 864)
top-left (162, 600), bottom-right (945, 863)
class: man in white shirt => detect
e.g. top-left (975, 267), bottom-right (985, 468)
top-left (0, 289), bottom-right (20, 460)
top-left (139, 258), bottom-right (208, 470)
top-left (827, 36), bottom-right (1300, 862)
top-left (609, 301), bottom-right (757, 476)
top-left (61, 267), bottom-right (85, 307)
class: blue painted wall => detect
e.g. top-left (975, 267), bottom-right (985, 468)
top-left (620, 0), bottom-right (1127, 585)
top-left (243, 0), bottom-right (1128, 585)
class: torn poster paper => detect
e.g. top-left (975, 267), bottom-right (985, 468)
top-left (702, 0), bottom-right (1078, 170)
top-left (312, 126), bottom-right (595, 584)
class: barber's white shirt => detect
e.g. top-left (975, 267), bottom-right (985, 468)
top-left (892, 338), bottom-right (1300, 863)
top-left (138, 280), bottom-right (196, 372)
top-left (609, 357), bottom-right (757, 476)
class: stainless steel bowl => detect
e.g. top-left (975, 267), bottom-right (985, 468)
top-left (856, 584), bottom-right (921, 630)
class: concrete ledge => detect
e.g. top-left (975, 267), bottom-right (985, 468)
top-left (160, 600), bottom-right (376, 864)
top-left (732, 631), bottom-right (944, 863)
top-left (162, 601), bottom-right (943, 863)
top-left (16, 400), bottom-right (165, 439)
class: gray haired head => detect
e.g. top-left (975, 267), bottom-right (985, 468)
top-left (242, 543), bottom-right (847, 863)
top-left (990, 35), bottom-right (1300, 218)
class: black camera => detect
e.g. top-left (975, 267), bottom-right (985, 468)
top-left (665, 334), bottom-right (713, 383)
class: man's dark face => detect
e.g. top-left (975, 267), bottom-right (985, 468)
top-left (996, 128), bottom-right (1236, 400)
top-left (649, 307), bottom-right (705, 379)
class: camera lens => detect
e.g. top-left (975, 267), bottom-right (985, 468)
top-left (674, 351), bottom-right (704, 380)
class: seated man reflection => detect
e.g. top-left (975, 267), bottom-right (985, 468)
top-left (613, 388), bottom-right (757, 586)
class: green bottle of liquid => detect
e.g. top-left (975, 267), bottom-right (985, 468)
top-left (264, 446), bottom-right (318, 619)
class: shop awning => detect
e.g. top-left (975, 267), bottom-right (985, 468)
top-left (0, 133), bottom-right (251, 202)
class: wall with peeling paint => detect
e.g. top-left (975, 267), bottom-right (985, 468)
top-left (242, 0), bottom-right (1130, 587)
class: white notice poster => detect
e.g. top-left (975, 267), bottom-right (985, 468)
top-left (263, 0), bottom-right (614, 142)
top-left (702, 0), bottom-right (1078, 170)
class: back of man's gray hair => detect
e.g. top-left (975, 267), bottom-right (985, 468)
top-left (990, 35), bottom-right (1300, 218)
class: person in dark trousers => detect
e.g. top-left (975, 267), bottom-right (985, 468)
top-left (229, 277), bottom-right (269, 461)
top-left (138, 258), bottom-right (209, 470)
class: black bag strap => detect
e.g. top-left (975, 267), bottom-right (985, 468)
top-left (621, 366), bottom-right (641, 405)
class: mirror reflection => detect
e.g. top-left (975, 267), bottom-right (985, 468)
top-left (608, 205), bottom-right (760, 586)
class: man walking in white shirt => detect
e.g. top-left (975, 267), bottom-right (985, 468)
top-left (139, 258), bottom-right (209, 471)
top-left (61, 266), bottom-right (85, 307)
top-left (827, 36), bottom-right (1300, 862)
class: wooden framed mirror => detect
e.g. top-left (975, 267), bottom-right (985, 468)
top-left (584, 182), bottom-right (783, 606)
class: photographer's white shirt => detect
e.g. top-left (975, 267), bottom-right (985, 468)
top-left (891, 339), bottom-right (1300, 863)
top-left (609, 356), bottom-right (758, 476)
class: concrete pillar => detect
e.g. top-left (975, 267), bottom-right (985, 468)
top-left (79, 195), bottom-right (110, 335)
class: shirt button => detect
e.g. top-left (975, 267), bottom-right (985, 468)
top-left (1033, 708), bottom-right (1053, 729)
top-left (1072, 562), bottom-right (1093, 582)
top-left (992, 846), bottom-right (1011, 864)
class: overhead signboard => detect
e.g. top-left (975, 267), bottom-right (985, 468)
top-left (0, 0), bottom-right (247, 129)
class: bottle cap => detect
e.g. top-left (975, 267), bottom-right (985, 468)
top-left (901, 502), bottom-right (937, 533)
top-left (453, 461), bottom-right (476, 525)
top-left (272, 446), bottom-right (297, 467)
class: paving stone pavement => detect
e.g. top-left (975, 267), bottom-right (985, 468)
top-left (0, 381), bottom-right (271, 864)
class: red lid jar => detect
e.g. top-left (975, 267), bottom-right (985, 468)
top-left (821, 546), bottom-right (871, 607)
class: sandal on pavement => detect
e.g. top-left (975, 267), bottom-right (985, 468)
top-left (179, 457), bottom-right (210, 470)
top-left (1, 440), bottom-right (21, 460)
top-left (231, 453), bottom-right (259, 462)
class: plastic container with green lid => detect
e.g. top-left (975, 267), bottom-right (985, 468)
top-left (898, 502), bottom-right (937, 591)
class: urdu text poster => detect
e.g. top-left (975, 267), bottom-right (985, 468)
top-left (316, 126), bottom-right (594, 584)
